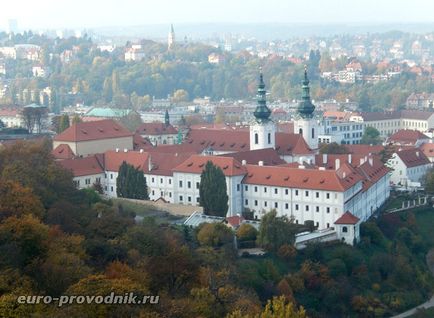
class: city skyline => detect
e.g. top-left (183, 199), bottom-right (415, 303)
top-left (2, 0), bottom-right (434, 31)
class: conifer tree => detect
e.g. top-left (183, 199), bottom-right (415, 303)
top-left (116, 161), bottom-right (149, 200)
top-left (199, 161), bottom-right (228, 217)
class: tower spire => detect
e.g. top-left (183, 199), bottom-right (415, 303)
top-left (165, 109), bottom-right (170, 126)
top-left (253, 68), bottom-right (271, 123)
top-left (297, 66), bottom-right (315, 119)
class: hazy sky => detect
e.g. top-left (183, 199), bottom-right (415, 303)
top-left (3, 0), bottom-right (434, 30)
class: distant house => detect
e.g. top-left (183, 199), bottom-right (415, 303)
top-left (53, 119), bottom-right (134, 157)
top-left (386, 129), bottom-right (430, 147)
top-left (136, 122), bottom-right (178, 146)
top-left (386, 148), bottom-right (431, 187)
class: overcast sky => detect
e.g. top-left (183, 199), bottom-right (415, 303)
top-left (3, 0), bottom-right (434, 30)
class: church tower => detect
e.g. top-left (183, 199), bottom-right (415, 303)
top-left (250, 71), bottom-right (276, 151)
top-left (164, 109), bottom-right (170, 126)
top-left (168, 24), bottom-right (175, 51)
top-left (293, 67), bottom-right (319, 150)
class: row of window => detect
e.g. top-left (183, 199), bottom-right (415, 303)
top-left (179, 195), bottom-right (200, 203)
top-left (244, 186), bottom-right (336, 199)
top-left (179, 181), bottom-right (200, 189)
top-left (245, 199), bottom-right (337, 213)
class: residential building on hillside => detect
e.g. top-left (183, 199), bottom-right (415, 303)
top-left (321, 111), bottom-right (364, 145)
top-left (386, 148), bottom-right (431, 187)
top-left (360, 110), bottom-right (434, 138)
top-left (386, 129), bottom-right (430, 147)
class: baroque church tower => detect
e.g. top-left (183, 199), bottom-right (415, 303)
top-left (250, 71), bottom-right (276, 151)
top-left (293, 67), bottom-right (319, 150)
top-left (168, 24), bottom-right (175, 50)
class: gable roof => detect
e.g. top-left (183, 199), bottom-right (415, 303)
top-left (275, 132), bottom-right (314, 155)
top-left (58, 156), bottom-right (104, 177)
top-left (219, 148), bottom-right (286, 166)
top-left (395, 148), bottom-right (430, 167)
top-left (185, 129), bottom-right (250, 152)
top-left (104, 150), bottom-right (150, 172)
top-left (52, 143), bottom-right (76, 160)
top-left (334, 211), bottom-right (360, 225)
top-left (243, 164), bottom-right (363, 192)
top-left (54, 119), bottom-right (133, 142)
top-left (148, 152), bottom-right (193, 176)
top-left (173, 155), bottom-right (246, 176)
top-left (136, 122), bottom-right (178, 135)
top-left (361, 110), bottom-right (434, 122)
top-left (387, 129), bottom-right (429, 145)
top-left (133, 133), bottom-right (153, 150)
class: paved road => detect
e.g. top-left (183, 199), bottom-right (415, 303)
top-left (390, 249), bottom-right (434, 318)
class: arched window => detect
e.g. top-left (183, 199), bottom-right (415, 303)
top-left (342, 226), bottom-right (348, 233)
top-left (311, 128), bottom-right (315, 139)
top-left (255, 133), bottom-right (259, 144)
top-left (267, 133), bottom-right (271, 144)
top-left (299, 128), bottom-right (303, 135)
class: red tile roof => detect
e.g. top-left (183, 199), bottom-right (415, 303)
top-left (356, 157), bottom-right (391, 191)
top-left (334, 211), bottom-right (360, 225)
top-left (104, 150), bottom-right (150, 172)
top-left (133, 133), bottom-right (153, 150)
top-left (219, 148), bottom-right (286, 166)
top-left (243, 164), bottom-right (363, 192)
top-left (226, 215), bottom-right (245, 228)
top-left (275, 133), bottom-right (314, 155)
top-left (148, 152), bottom-right (192, 176)
top-left (52, 143), bottom-right (76, 160)
top-left (185, 129), bottom-right (250, 152)
top-left (344, 144), bottom-right (384, 156)
top-left (136, 122), bottom-right (178, 135)
top-left (54, 119), bottom-right (133, 142)
top-left (396, 148), bottom-right (430, 167)
top-left (58, 156), bottom-right (104, 177)
top-left (173, 155), bottom-right (246, 176)
top-left (387, 129), bottom-right (429, 145)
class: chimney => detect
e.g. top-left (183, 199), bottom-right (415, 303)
top-left (115, 148), bottom-right (119, 153)
top-left (416, 151), bottom-right (420, 157)
top-left (348, 154), bottom-right (352, 164)
top-left (258, 161), bottom-right (264, 166)
top-left (335, 158), bottom-right (340, 170)
top-left (148, 155), bottom-right (152, 171)
top-left (360, 158), bottom-right (364, 165)
top-left (323, 153), bottom-right (328, 164)
top-left (369, 157), bottom-right (373, 166)
top-left (242, 159), bottom-right (247, 166)
top-left (319, 167), bottom-right (326, 171)
top-left (298, 165), bottom-right (305, 169)
top-left (123, 148), bottom-right (128, 153)
top-left (343, 171), bottom-right (346, 178)
top-left (139, 149), bottom-right (144, 153)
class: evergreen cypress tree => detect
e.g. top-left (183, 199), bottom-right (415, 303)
top-left (116, 161), bottom-right (149, 200)
top-left (199, 161), bottom-right (228, 217)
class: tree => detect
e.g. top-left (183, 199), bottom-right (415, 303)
top-left (319, 142), bottom-right (349, 154)
top-left (197, 223), bottom-right (233, 247)
top-left (0, 180), bottom-right (44, 221)
top-left (58, 114), bottom-right (70, 133)
top-left (423, 167), bottom-right (434, 194)
top-left (228, 296), bottom-right (306, 318)
top-left (257, 210), bottom-right (298, 253)
top-left (236, 224), bottom-right (258, 242)
top-left (21, 107), bottom-right (37, 134)
top-left (199, 161), bottom-right (229, 216)
top-left (172, 89), bottom-right (189, 103)
top-left (72, 114), bottom-right (82, 124)
top-left (361, 127), bottom-right (382, 145)
top-left (116, 161), bottom-right (149, 200)
top-left (118, 111), bottom-right (143, 132)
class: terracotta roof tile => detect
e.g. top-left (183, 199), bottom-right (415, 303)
top-left (396, 148), bottom-right (430, 167)
top-left (58, 156), bottom-right (104, 177)
top-left (136, 122), bottom-right (178, 135)
top-left (219, 148), bottom-right (286, 166)
top-left (334, 211), bottom-right (360, 224)
top-left (52, 143), bottom-right (76, 160)
top-left (54, 119), bottom-right (132, 142)
top-left (104, 150), bottom-right (150, 172)
top-left (173, 155), bottom-right (246, 176)
top-left (387, 129), bottom-right (429, 145)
